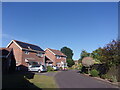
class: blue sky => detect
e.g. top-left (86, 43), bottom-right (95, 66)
top-left (2, 2), bottom-right (118, 60)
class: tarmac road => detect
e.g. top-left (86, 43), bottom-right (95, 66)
top-left (55, 70), bottom-right (119, 88)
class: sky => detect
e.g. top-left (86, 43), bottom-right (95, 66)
top-left (2, 2), bottom-right (118, 60)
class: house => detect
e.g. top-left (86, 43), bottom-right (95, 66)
top-left (45, 48), bottom-right (67, 69)
top-left (0, 48), bottom-right (16, 74)
top-left (6, 40), bottom-right (45, 71)
top-left (74, 60), bottom-right (79, 65)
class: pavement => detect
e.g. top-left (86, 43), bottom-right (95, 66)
top-left (54, 70), bottom-right (119, 88)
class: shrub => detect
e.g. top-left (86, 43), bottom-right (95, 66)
top-left (47, 66), bottom-right (54, 72)
top-left (101, 74), bottom-right (108, 79)
top-left (109, 76), bottom-right (118, 82)
top-left (80, 66), bottom-right (88, 74)
top-left (78, 63), bottom-right (83, 70)
top-left (90, 69), bottom-right (99, 77)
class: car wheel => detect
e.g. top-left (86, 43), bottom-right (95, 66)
top-left (38, 69), bottom-right (41, 73)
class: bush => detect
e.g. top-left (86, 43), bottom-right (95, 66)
top-left (109, 76), bottom-right (117, 82)
top-left (80, 66), bottom-right (88, 74)
top-left (90, 69), bottom-right (99, 77)
top-left (101, 74), bottom-right (108, 79)
top-left (47, 66), bottom-right (54, 72)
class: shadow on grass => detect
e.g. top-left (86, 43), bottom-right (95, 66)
top-left (2, 68), bottom-right (42, 89)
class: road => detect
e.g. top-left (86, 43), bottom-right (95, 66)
top-left (55, 70), bottom-right (119, 88)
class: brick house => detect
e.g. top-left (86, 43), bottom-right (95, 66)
top-left (0, 48), bottom-right (16, 74)
top-left (45, 48), bottom-right (67, 68)
top-left (6, 40), bottom-right (45, 71)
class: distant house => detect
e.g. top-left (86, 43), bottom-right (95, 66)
top-left (0, 48), bottom-right (16, 74)
top-left (74, 60), bottom-right (79, 65)
top-left (45, 48), bottom-right (67, 68)
top-left (6, 40), bottom-right (45, 71)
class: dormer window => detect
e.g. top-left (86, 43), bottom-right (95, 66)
top-left (37, 52), bottom-right (44, 57)
top-left (25, 51), bottom-right (29, 54)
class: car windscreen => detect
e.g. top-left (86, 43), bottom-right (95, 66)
top-left (42, 65), bottom-right (46, 68)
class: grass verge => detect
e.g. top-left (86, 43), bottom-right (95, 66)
top-left (27, 75), bottom-right (58, 88)
top-left (3, 72), bottom-right (58, 89)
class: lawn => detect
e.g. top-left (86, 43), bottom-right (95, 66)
top-left (2, 71), bottom-right (58, 89)
top-left (27, 75), bottom-right (58, 88)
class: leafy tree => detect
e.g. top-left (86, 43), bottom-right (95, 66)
top-left (60, 47), bottom-right (74, 67)
top-left (67, 59), bottom-right (75, 67)
top-left (90, 48), bottom-right (102, 64)
top-left (99, 40), bottom-right (120, 68)
top-left (60, 46), bottom-right (73, 59)
top-left (78, 50), bottom-right (90, 63)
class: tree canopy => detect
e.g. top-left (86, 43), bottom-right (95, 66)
top-left (60, 46), bottom-right (73, 59)
top-left (82, 57), bottom-right (94, 67)
top-left (60, 46), bottom-right (74, 67)
top-left (99, 40), bottom-right (120, 67)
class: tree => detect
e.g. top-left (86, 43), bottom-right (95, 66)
top-left (67, 59), bottom-right (75, 67)
top-left (82, 57), bottom-right (94, 74)
top-left (99, 40), bottom-right (120, 68)
top-left (90, 48), bottom-right (102, 64)
top-left (78, 50), bottom-right (90, 63)
top-left (60, 46), bottom-right (73, 59)
top-left (60, 46), bottom-right (74, 67)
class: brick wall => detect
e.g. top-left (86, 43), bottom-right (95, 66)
top-left (45, 49), bottom-right (66, 66)
top-left (45, 49), bottom-right (56, 66)
top-left (22, 51), bottom-right (44, 67)
top-left (8, 42), bottom-right (22, 66)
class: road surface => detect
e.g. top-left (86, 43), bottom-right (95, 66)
top-left (55, 70), bottom-right (119, 88)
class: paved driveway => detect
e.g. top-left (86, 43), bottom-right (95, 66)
top-left (55, 70), bottom-right (119, 88)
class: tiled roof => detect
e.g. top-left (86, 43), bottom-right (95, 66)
top-left (14, 40), bottom-right (44, 52)
top-left (48, 48), bottom-right (66, 56)
top-left (0, 48), bottom-right (12, 56)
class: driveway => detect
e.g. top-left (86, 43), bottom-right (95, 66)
top-left (55, 70), bottom-right (119, 88)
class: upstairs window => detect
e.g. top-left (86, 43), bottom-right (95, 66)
top-left (37, 52), bottom-right (44, 57)
top-left (25, 51), bottom-right (29, 54)
top-left (63, 56), bottom-right (66, 59)
top-left (56, 56), bottom-right (61, 59)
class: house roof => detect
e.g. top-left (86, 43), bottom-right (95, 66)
top-left (7, 40), bottom-right (44, 52)
top-left (47, 48), bottom-right (67, 57)
top-left (0, 48), bottom-right (13, 57)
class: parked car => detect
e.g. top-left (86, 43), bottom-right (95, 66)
top-left (52, 66), bottom-right (59, 71)
top-left (28, 64), bottom-right (47, 73)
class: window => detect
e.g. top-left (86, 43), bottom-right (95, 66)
top-left (25, 51), bottom-right (29, 54)
top-left (37, 53), bottom-right (44, 57)
top-left (56, 62), bottom-right (60, 66)
top-left (56, 56), bottom-right (61, 59)
top-left (63, 56), bottom-right (66, 59)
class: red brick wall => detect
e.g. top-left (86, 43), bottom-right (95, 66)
top-left (8, 42), bottom-right (44, 67)
top-left (45, 49), bottom-right (66, 66)
top-left (45, 49), bottom-right (56, 65)
top-left (22, 51), bottom-right (44, 67)
top-left (8, 42), bottom-right (22, 66)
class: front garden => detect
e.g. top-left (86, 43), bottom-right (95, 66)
top-left (71, 40), bottom-right (120, 86)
